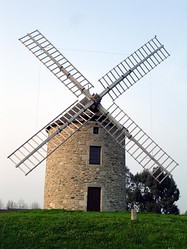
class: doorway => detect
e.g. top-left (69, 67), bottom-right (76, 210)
top-left (87, 187), bottom-right (101, 211)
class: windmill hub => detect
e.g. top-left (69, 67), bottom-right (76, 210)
top-left (90, 93), bottom-right (102, 110)
top-left (91, 93), bottom-right (102, 105)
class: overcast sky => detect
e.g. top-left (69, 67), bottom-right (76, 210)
top-left (1, 0), bottom-right (187, 212)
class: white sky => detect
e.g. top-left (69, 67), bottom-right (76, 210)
top-left (0, 0), bottom-right (187, 212)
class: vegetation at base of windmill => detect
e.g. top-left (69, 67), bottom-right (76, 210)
top-left (0, 210), bottom-right (187, 249)
top-left (125, 167), bottom-right (180, 214)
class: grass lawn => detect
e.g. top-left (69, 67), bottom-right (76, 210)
top-left (0, 210), bottom-right (187, 249)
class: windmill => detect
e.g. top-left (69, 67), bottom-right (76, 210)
top-left (8, 30), bottom-right (178, 211)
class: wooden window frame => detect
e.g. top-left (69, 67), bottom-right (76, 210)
top-left (89, 145), bottom-right (101, 165)
top-left (93, 127), bottom-right (99, 134)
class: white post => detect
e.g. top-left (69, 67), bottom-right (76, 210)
top-left (131, 209), bottom-right (137, 220)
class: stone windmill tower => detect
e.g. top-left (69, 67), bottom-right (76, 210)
top-left (8, 30), bottom-right (178, 211)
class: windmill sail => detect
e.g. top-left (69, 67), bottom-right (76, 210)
top-left (8, 99), bottom-right (95, 175)
top-left (98, 36), bottom-right (170, 101)
top-left (8, 30), bottom-right (178, 182)
top-left (97, 103), bottom-right (178, 183)
top-left (19, 30), bottom-right (94, 99)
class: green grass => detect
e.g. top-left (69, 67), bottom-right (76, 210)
top-left (0, 210), bottom-right (187, 249)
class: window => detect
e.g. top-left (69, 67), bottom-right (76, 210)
top-left (93, 127), bottom-right (99, 134)
top-left (89, 146), bottom-right (101, 165)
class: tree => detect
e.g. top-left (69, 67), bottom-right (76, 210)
top-left (17, 198), bottom-right (28, 209)
top-left (30, 202), bottom-right (40, 209)
top-left (0, 199), bottom-right (4, 209)
top-left (6, 200), bottom-right (17, 210)
top-left (125, 168), bottom-right (143, 210)
top-left (126, 168), bottom-right (180, 214)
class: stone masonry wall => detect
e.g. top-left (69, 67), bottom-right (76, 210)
top-left (44, 121), bottom-right (126, 211)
